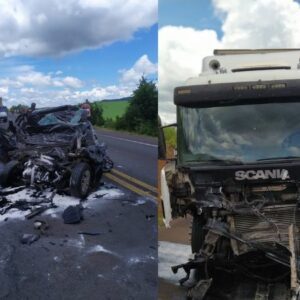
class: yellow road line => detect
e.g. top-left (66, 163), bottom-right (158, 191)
top-left (111, 168), bottom-right (157, 194)
top-left (104, 173), bottom-right (154, 198)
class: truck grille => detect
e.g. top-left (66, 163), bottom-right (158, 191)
top-left (230, 204), bottom-right (300, 254)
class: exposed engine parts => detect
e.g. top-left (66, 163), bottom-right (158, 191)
top-left (0, 105), bottom-right (113, 198)
top-left (163, 168), bottom-right (300, 299)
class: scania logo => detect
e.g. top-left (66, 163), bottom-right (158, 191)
top-left (235, 169), bottom-right (290, 181)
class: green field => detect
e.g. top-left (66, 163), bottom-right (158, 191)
top-left (164, 127), bottom-right (176, 148)
top-left (96, 99), bottom-right (130, 120)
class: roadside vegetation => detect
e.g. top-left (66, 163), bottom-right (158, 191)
top-left (164, 127), bottom-right (176, 149)
top-left (97, 99), bottom-right (130, 120)
top-left (91, 76), bottom-right (157, 136)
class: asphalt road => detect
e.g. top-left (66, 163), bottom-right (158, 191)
top-left (95, 129), bottom-right (157, 187)
top-left (0, 187), bottom-right (158, 300)
top-left (0, 123), bottom-right (158, 299)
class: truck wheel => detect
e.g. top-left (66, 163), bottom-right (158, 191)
top-left (70, 162), bottom-right (91, 199)
top-left (191, 216), bottom-right (206, 254)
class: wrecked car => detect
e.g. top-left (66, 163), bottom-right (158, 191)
top-left (0, 105), bottom-right (113, 198)
top-left (161, 49), bottom-right (300, 299)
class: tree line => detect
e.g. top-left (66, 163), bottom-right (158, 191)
top-left (91, 77), bottom-right (157, 136)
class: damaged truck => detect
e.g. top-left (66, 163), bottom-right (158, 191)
top-left (0, 105), bottom-right (113, 198)
top-left (160, 49), bottom-right (300, 299)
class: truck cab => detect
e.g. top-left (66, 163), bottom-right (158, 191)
top-left (161, 49), bottom-right (300, 298)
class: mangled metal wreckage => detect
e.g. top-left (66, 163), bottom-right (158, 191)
top-left (0, 105), bottom-right (113, 199)
top-left (161, 50), bottom-right (300, 299)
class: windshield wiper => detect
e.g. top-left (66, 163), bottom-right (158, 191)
top-left (257, 156), bottom-right (300, 162)
top-left (187, 158), bottom-right (244, 165)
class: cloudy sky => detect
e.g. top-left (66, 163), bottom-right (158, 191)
top-left (159, 0), bottom-right (300, 123)
top-left (0, 0), bottom-right (157, 108)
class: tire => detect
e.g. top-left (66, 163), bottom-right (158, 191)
top-left (0, 160), bottom-right (20, 187)
top-left (69, 162), bottom-right (91, 199)
top-left (191, 216), bottom-right (206, 254)
top-left (93, 165), bottom-right (103, 187)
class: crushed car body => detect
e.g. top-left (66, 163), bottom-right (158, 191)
top-left (0, 105), bottom-right (113, 199)
top-left (160, 49), bottom-right (300, 299)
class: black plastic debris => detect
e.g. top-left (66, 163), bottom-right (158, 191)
top-left (93, 193), bottom-right (107, 199)
top-left (0, 186), bottom-right (26, 196)
top-left (77, 231), bottom-right (101, 236)
top-left (62, 205), bottom-right (83, 224)
top-left (145, 214), bottom-right (155, 221)
top-left (20, 233), bottom-right (40, 245)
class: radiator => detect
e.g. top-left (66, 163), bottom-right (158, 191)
top-left (230, 204), bottom-right (300, 255)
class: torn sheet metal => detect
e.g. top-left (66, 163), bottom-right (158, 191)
top-left (0, 105), bottom-right (113, 199)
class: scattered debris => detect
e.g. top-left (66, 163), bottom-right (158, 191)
top-left (20, 233), bottom-right (40, 245)
top-left (145, 214), bottom-right (155, 221)
top-left (88, 244), bottom-right (115, 255)
top-left (186, 278), bottom-right (213, 300)
top-left (77, 231), bottom-right (101, 236)
top-left (25, 191), bottom-right (56, 219)
top-left (34, 220), bottom-right (49, 234)
top-left (62, 205), bottom-right (83, 224)
top-left (93, 193), bottom-right (107, 199)
top-left (34, 220), bottom-right (43, 229)
top-left (132, 199), bottom-right (146, 206)
top-left (0, 186), bottom-right (26, 196)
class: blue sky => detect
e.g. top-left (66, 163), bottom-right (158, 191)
top-left (0, 1), bottom-right (157, 107)
top-left (159, 0), bottom-right (222, 37)
top-left (159, 0), bottom-right (300, 123)
top-left (11, 24), bottom-right (158, 86)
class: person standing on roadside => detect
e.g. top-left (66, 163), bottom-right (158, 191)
top-left (29, 102), bottom-right (36, 113)
top-left (81, 99), bottom-right (91, 120)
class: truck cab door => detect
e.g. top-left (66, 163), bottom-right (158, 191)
top-left (158, 118), bottom-right (177, 227)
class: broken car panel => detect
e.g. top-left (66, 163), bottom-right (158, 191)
top-left (0, 105), bottom-right (113, 199)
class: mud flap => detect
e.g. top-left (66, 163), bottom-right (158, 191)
top-left (161, 166), bottom-right (172, 228)
top-left (187, 278), bottom-right (212, 300)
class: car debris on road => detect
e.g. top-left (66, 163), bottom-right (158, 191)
top-left (62, 204), bottom-right (84, 224)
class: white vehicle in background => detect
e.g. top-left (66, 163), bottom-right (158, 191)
top-left (0, 106), bottom-right (8, 124)
top-left (160, 49), bottom-right (300, 299)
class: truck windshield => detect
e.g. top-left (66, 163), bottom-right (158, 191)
top-left (178, 102), bottom-right (300, 164)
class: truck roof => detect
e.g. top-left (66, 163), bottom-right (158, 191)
top-left (183, 49), bottom-right (300, 87)
top-left (213, 49), bottom-right (300, 55)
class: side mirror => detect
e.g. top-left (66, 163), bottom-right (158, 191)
top-left (158, 115), bottom-right (177, 160)
top-left (158, 117), bottom-right (167, 160)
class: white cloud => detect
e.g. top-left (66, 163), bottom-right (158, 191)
top-left (0, 54), bottom-right (156, 108)
top-left (159, 0), bottom-right (300, 123)
top-left (214, 0), bottom-right (300, 48)
top-left (0, 86), bottom-right (8, 96)
top-left (61, 76), bottom-right (83, 89)
top-left (17, 71), bottom-right (52, 86)
top-left (159, 26), bottom-right (220, 123)
top-left (0, 0), bottom-right (157, 57)
top-left (120, 54), bottom-right (157, 85)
